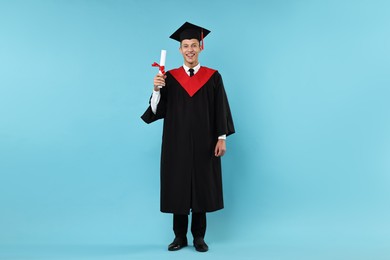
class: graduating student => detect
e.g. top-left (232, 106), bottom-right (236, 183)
top-left (141, 22), bottom-right (235, 252)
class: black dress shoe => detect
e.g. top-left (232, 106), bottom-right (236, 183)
top-left (168, 237), bottom-right (188, 251)
top-left (193, 237), bottom-right (208, 252)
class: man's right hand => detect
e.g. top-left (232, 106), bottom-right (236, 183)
top-left (154, 74), bottom-right (167, 91)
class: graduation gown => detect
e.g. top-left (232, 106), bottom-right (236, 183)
top-left (141, 66), bottom-right (235, 214)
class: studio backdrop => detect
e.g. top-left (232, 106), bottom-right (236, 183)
top-left (0, 0), bottom-right (389, 257)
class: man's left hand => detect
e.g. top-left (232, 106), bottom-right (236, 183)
top-left (214, 139), bottom-right (226, 157)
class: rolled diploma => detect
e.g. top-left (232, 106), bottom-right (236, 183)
top-left (157, 50), bottom-right (166, 88)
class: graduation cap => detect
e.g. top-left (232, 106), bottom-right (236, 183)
top-left (169, 22), bottom-right (210, 50)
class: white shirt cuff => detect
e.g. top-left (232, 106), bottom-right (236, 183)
top-left (150, 90), bottom-right (161, 114)
top-left (218, 135), bottom-right (226, 140)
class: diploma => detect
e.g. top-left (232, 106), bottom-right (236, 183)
top-left (152, 50), bottom-right (167, 88)
top-left (159, 50), bottom-right (166, 73)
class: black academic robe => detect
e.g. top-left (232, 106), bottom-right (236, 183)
top-left (141, 66), bottom-right (235, 214)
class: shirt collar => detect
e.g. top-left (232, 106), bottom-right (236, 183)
top-left (183, 63), bottom-right (201, 76)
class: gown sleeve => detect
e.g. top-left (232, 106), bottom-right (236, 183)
top-left (141, 83), bottom-right (167, 124)
top-left (214, 72), bottom-right (235, 137)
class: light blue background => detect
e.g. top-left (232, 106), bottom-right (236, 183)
top-left (0, 0), bottom-right (389, 259)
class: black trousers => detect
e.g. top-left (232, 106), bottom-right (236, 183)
top-left (173, 212), bottom-right (206, 239)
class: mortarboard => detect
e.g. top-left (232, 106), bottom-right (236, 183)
top-left (169, 22), bottom-right (211, 50)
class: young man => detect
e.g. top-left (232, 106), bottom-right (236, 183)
top-left (141, 22), bottom-right (235, 252)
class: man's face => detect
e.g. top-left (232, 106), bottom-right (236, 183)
top-left (180, 39), bottom-right (201, 67)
